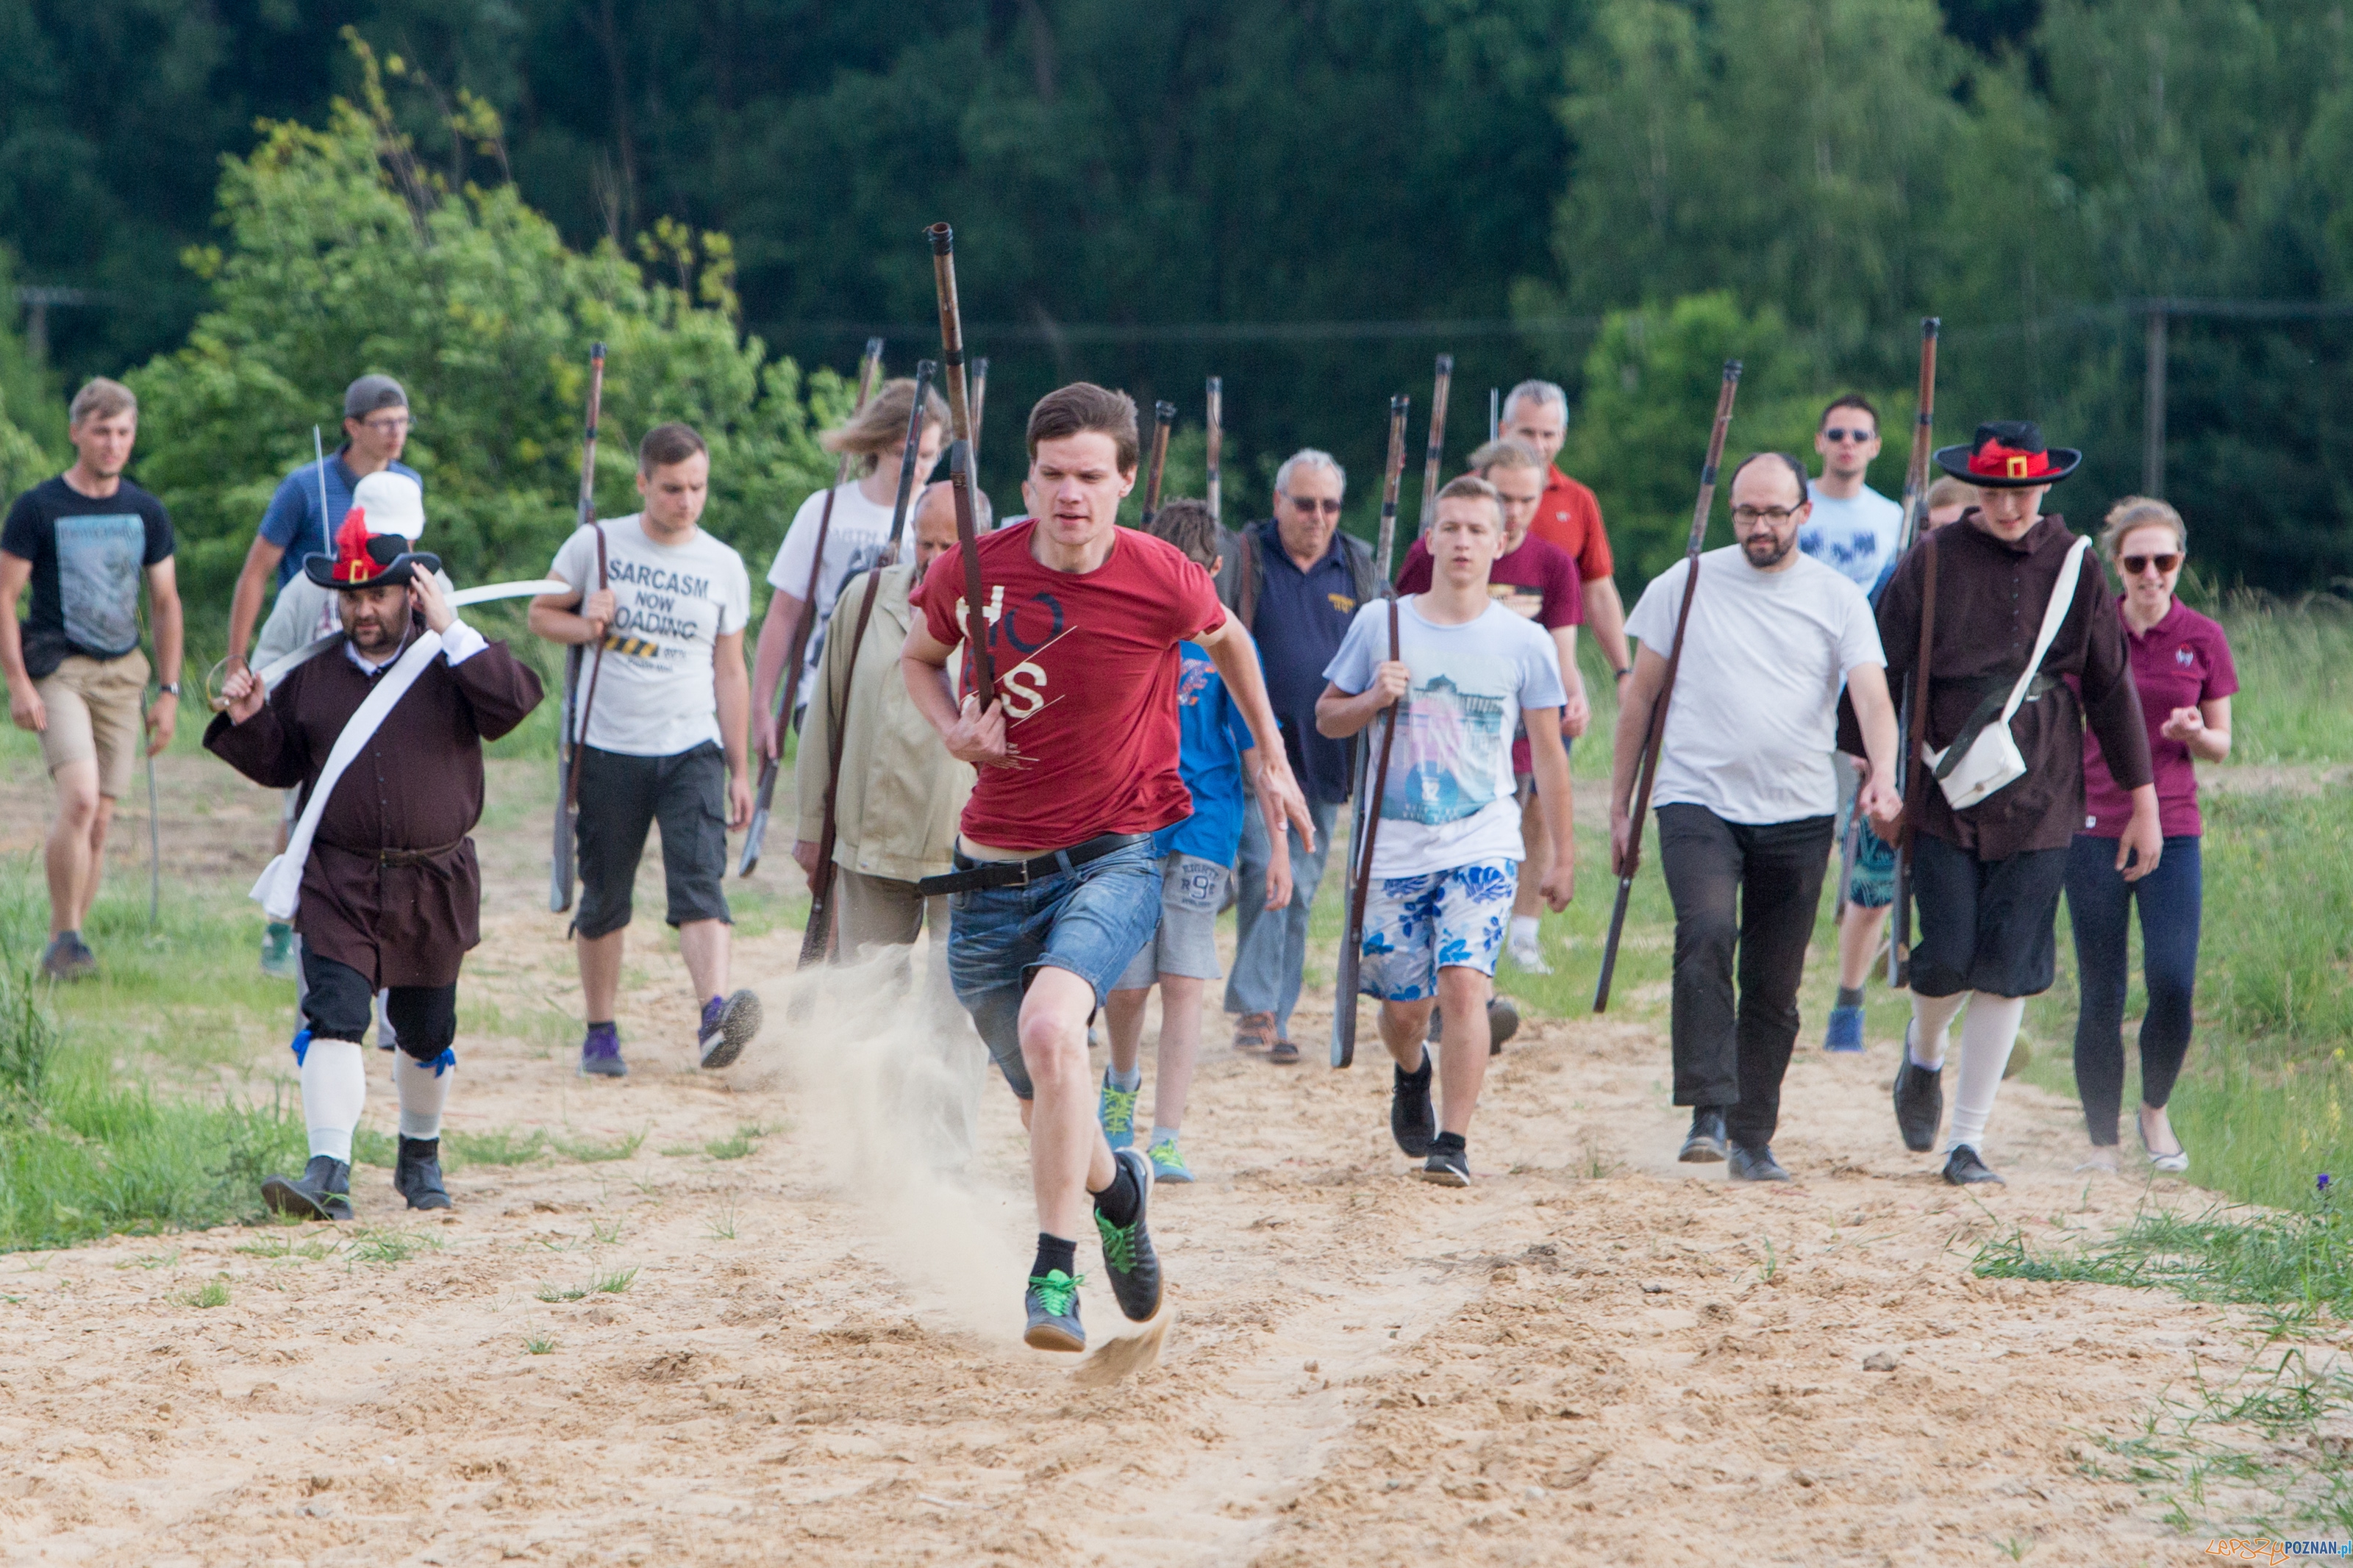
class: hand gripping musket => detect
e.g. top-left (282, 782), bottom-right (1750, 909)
top-left (1886, 316), bottom-right (1940, 989)
top-left (550, 343), bottom-right (607, 913)
top-left (1329, 395), bottom-right (1412, 1069)
top-left (926, 224), bottom-right (998, 709)
top-left (1593, 361), bottom-right (1743, 1012)
top-left (1416, 354), bottom-right (1454, 536)
top-left (1140, 401), bottom-right (1176, 529)
top-left (797, 359), bottom-right (938, 967)
top-left (740, 336), bottom-right (886, 878)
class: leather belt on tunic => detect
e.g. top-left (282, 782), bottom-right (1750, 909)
top-left (916, 832), bottom-right (1151, 897)
top-left (379, 838), bottom-right (465, 868)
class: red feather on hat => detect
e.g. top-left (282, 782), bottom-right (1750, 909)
top-left (332, 509), bottom-right (375, 583)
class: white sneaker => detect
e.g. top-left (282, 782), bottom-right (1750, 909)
top-left (1506, 938), bottom-right (1552, 974)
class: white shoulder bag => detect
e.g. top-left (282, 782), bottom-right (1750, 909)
top-left (1924, 535), bottom-right (2090, 811)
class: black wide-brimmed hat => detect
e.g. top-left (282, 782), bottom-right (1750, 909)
top-left (303, 512), bottom-right (440, 591)
top-left (1932, 420), bottom-right (2082, 489)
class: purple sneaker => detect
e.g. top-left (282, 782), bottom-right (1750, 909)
top-left (697, 989), bottom-right (763, 1070)
top-left (579, 1022), bottom-right (626, 1078)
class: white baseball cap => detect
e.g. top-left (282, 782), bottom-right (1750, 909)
top-left (350, 470), bottom-right (425, 539)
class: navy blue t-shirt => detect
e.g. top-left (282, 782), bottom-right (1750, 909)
top-left (1, 475), bottom-right (174, 676)
top-left (1248, 518), bottom-right (1366, 804)
top-left (258, 451), bottom-right (424, 587)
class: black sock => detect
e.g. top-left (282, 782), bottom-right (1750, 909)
top-left (1396, 1052), bottom-right (1431, 1084)
top-left (1032, 1233), bottom-right (1078, 1281)
top-left (1836, 985), bottom-right (1865, 1010)
top-left (1093, 1157), bottom-right (1144, 1228)
top-left (1431, 1131), bottom-right (1466, 1156)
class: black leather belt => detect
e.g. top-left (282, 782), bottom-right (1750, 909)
top-left (917, 832), bottom-right (1151, 896)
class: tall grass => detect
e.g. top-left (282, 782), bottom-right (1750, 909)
top-left (2212, 593), bottom-right (2353, 767)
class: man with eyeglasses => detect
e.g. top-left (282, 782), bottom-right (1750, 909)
top-left (1499, 380), bottom-right (1632, 692)
top-left (1613, 453), bottom-right (1899, 1181)
top-left (1217, 450), bottom-right (1380, 1063)
top-left (227, 374), bottom-right (424, 980)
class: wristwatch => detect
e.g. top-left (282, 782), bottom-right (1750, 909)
top-left (158, 681), bottom-right (180, 696)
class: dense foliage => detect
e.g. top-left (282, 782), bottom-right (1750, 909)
top-left (1, 0), bottom-right (2348, 594)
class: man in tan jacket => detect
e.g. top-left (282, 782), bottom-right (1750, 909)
top-left (793, 481), bottom-right (980, 1155)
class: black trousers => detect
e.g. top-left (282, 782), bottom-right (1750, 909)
top-left (302, 946), bottom-right (456, 1064)
top-left (1908, 831), bottom-right (2070, 1000)
top-left (1657, 806), bottom-right (1835, 1149)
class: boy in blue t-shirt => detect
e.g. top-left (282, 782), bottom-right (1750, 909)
top-left (1100, 501), bottom-right (1291, 1183)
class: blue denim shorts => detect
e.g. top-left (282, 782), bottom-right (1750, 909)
top-left (1356, 859), bottom-right (1518, 1002)
top-left (945, 840), bottom-right (1164, 1100)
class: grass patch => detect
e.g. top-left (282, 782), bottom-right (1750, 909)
top-left (704, 1124), bottom-right (763, 1161)
top-left (176, 1277), bottom-right (230, 1309)
top-left (552, 1128), bottom-right (646, 1163)
top-left (2211, 593), bottom-right (2353, 767)
top-left (346, 1225), bottom-right (440, 1266)
top-left (536, 1265), bottom-right (636, 1303)
top-left (535, 1281), bottom-right (587, 1303)
top-left (524, 1333), bottom-right (557, 1354)
top-left (237, 1230), bottom-right (339, 1262)
top-left (1977, 1195), bottom-right (2353, 1329)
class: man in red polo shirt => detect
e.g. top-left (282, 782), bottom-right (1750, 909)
top-left (1500, 379), bottom-right (1632, 695)
top-left (901, 382), bottom-right (1313, 1353)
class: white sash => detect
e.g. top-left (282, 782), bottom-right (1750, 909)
top-left (249, 630), bottom-right (445, 920)
top-left (254, 579), bottom-right (568, 692)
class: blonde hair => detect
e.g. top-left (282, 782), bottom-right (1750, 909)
top-left (1924, 475), bottom-right (1975, 513)
top-left (1467, 437), bottom-right (1543, 476)
top-left (2100, 495), bottom-right (2186, 558)
top-left (68, 378), bottom-right (137, 426)
top-left (1434, 473), bottom-right (1504, 525)
top-left (821, 376), bottom-right (950, 473)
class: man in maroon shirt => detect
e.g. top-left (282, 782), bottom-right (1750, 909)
top-left (901, 383), bottom-right (1314, 1353)
top-left (1844, 422), bottom-right (2160, 1186)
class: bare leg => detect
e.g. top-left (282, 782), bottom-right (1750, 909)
top-left (1432, 964), bottom-right (1490, 1135)
top-left (578, 929), bottom-right (625, 1021)
top-left (1837, 903), bottom-right (1890, 991)
top-left (1021, 966), bottom-right (1118, 1239)
top-left (1379, 995), bottom-right (1435, 1072)
top-left (45, 761), bottom-right (101, 938)
top-left (1104, 987), bottom-right (1151, 1078)
top-left (1513, 791), bottom-right (1549, 921)
top-left (1150, 975), bottom-right (1204, 1133)
top-left (76, 795), bottom-right (116, 930)
top-left (676, 917), bottom-right (731, 1001)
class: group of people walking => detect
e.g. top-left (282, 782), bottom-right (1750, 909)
top-left (0, 362), bottom-right (2238, 1349)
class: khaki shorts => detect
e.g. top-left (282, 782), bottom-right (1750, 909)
top-left (36, 650), bottom-right (149, 798)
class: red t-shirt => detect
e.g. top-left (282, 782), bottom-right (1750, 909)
top-left (1394, 532), bottom-right (1581, 773)
top-left (1529, 466), bottom-right (1614, 584)
top-left (2080, 597), bottom-right (2237, 839)
top-left (917, 520), bottom-right (1227, 851)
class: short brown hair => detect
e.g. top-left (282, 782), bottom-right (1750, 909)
top-left (2100, 495), bottom-right (2186, 558)
top-left (1924, 475), bottom-right (1976, 514)
top-left (1433, 473), bottom-right (1504, 526)
top-left (1818, 393), bottom-right (1879, 433)
top-left (1144, 498), bottom-right (1220, 570)
top-left (1466, 437), bottom-right (1542, 477)
top-left (1026, 383), bottom-right (1139, 474)
top-left (821, 376), bottom-right (951, 473)
top-left (638, 421), bottom-right (708, 475)
top-left (69, 379), bottom-right (137, 426)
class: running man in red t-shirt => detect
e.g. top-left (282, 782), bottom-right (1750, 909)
top-left (901, 382), bottom-right (1315, 1353)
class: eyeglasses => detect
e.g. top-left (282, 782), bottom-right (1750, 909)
top-left (2121, 552), bottom-right (2182, 576)
top-left (359, 414), bottom-right (412, 434)
top-left (1822, 427), bottom-right (1875, 444)
top-left (1731, 504), bottom-right (1803, 525)
top-left (1283, 494), bottom-right (1343, 516)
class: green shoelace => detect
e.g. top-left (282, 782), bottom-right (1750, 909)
top-left (1099, 1081), bottom-right (1138, 1136)
top-left (1146, 1139), bottom-right (1186, 1174)
top-left (1094, 1209), bottom-right (1142, 1270)
top-left (1027, 1268), bottom-right (1082, 1317)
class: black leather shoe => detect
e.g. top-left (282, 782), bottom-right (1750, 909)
top-left (1391, 1055), bottom-right (1437, 1157)
top-left (1727, 1143), bottom-right (1791, 1181)
top-left (1679, 1109), bottom-right (1729, 1163)
top-left (1942, 1145), bottom-right (2004, 1185)
top-left (1893, 1032), bottom-right (1943, 1153)
top-left (393, 1136), bottom-right (452, 1211)
top-left (262, 1155), bottom-right (352, 1222)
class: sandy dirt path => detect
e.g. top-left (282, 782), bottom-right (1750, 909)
top-left (0, 758), bottom-right (2240, 1564)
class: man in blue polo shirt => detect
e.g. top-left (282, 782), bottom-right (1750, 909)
top-left (1215, 448), bottom-right (1379, 1064)
top-left (226, 373), bottom-right (422, 977)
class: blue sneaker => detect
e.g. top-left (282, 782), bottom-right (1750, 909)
top-left (1096, 1071), bottom-right (1138, 1150)
top-left (1823, 1004), bottom-right (1865, 1053)
top-left (1146, 1137), bottom-right (1193, 1184)
top-left (1024, 1268), bottom-right (1085, 1352)
top-left (579, 1023), bottom-right (626, 1078)
top-left (698, 989), bottom-right (763, 1070)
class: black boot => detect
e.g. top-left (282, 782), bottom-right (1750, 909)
top-left (394, 1136), bottom-right (452, 1211)
top-left (1679, 1108), bottom-right (1729, 1163)
top-left (1391, 1054), bottom-right (1437, 1157)
top-left (262, 1155), bottom-right (352, 1221)
top-left (1893, 1028), bottom-right (1945, 1154)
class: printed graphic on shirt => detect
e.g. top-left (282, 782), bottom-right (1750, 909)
top-left (1327, 592), bottom-right (1357, 615)
top-left (1388, 666), bottom-right (1513, 826)
top-left (949, 581), bottom-right (1076, 725)
top-left (1490, 583), bottom-right (1547, 621)
top-left (601, 551), bottom-right (726, 665)
top-left (56, 514), bottom-right (145, 656)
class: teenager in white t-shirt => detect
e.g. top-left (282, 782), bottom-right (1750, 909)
top-left (1613, 453), bottom-right (1902, 1182)
top-left (749, 378), bottom-right (946, 760)
top-left (1799, 394), bottom-right (1904, 590)
top-left (531, 423), bottom-right (760, 1078)
top-left (1318, 477), bottom-right (1574, 1188)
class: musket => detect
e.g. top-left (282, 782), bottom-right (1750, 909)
top-left (550, 341), bottom-right (607, 914)
top-left (1330, 395), bottom-right (1412, 1069)
top-left (799, 360), bottom-right (938, 967)
top-left (926, 223), bottom-right (997, 707)
top-left (1140, 401), bottom-right (1176, 528)
top-left (1205, 376), bottom-right (1224, 526)
top-left (1887, 316), bottom-right (1940, 989)
top-left (740, 336), bottom-right (885, 877)
top-left (1416, 354), bottom-right (1454, 536)
top-left (1488, 387), bottom-right (1500, 442)
top-left (1593, 360), bottom-right (1742, 1012)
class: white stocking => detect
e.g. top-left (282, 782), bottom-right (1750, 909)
top-left (1907, 989), bottom-right (1967, 1070)
top-left (1946, 992), bottom-right (2027, 1153)
top-left (396, 1050), bottom-right (454, 1142)
top-left (299, 1039), bottom-right (367, 1162)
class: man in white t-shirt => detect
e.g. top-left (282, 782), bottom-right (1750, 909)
top-left (530, 423), bottom-right (761, 1078)
top-left (1317, 476), bottom-right (1574, 1188)
top-left (1612, 453), bottom-right (1902, 1181)
top-left (1800, 394), bottom-right (1904, 590)
top-left (750, 378), bottom-right (946, 758)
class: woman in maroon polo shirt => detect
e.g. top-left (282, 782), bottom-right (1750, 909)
top-left (2067, 496), bottom-right (2235, 1175)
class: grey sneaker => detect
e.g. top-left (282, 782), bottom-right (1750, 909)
top-left (697, 989), bottom-right (763, 1070)
top-left (579, 1023), bottom-right (626, 1078)
top-left (40, 932), bottom-right (95, 981)
top-left (1024, 1269), bottom-right (1085, 1352)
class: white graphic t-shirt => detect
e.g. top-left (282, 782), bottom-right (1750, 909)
top-left (1799, 481), bottom-right (1904, 591)
top-left (766, 481), bottom-right (899, 712)
top-left (1324, 597), bottom-right (1566, 879)
top-left (549, 514), bottom-right (751, 757)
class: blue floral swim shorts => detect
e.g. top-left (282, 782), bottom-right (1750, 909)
top-left (1355, 859), bottom-right (1518, 1002)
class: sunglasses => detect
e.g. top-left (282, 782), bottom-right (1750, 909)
top-left (1283, 495), bottom-right (1343, 516)
top-left (1731, 504), bottom-right (1803, 525)
top-left (2121, 552), bottom-right (2182, 576)
top-left (1822, 427), bottom-right (1875, 443)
